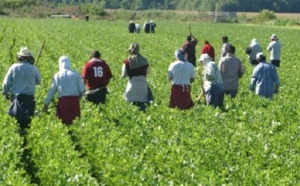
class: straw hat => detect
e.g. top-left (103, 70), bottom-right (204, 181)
top-left (17, 47), bottom-right (32, 57)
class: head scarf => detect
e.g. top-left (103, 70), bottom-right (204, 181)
top-left (175, 48), bottom-right (185, 61)
top-left (251, 38), bottom-right (259, 46)
top-left (127, 43), bottom-right (148, 69)
top-left (59, 56), bottom-right (72, 71)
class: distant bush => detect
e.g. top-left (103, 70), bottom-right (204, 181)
top-left (79, 3), bottom-right (106, 16)
top-left (252, 9), bottom-right (276, 23)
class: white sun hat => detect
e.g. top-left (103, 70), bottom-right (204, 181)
top-left (17, 47), bottom-right (32, 57)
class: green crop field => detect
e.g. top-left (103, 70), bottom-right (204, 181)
top-left (0, 17), bottom-right (300, 185)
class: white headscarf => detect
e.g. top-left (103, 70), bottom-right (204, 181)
top-left (59, 56), bottom-right (72, 71)
top-left (250, 38), bottom-right (259, 46)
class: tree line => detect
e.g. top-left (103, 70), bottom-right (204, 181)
top-left (1, 0), bottom-right (300, 13)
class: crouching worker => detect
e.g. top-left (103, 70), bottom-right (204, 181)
top-left (2, 47), bottom-right (41, 134)
top-left (43, 56), bottom-right (85, 125)
top-left (198, 54), bottom-right (224, 108)
top-left (168, 49), bottom-right (195, 110)
top-left (82, 50), bottom-right (113, 105)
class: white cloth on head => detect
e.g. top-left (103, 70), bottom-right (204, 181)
top-left (44, 56), bottom-right (85, 105)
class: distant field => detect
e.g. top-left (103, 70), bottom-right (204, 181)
top-left (1, 18), bottom-right (300, 185)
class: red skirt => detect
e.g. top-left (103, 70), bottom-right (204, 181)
top-left (170, 84), bottom-right (194, 110)
top-left (56, 96), bottom-right (80, 125)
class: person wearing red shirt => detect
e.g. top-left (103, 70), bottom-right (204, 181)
top-left (82, 50), bottom-right (113, 105)
top-left (201, 40), bottom-right (215, 61)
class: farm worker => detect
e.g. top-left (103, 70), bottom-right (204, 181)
top-left (2, 46), bottom-right (41, 134)
top-left (181, 34), bottom-right (198, 67)
top-left (168, 48), bottom-right (195, 110)
top-left (267, 34), bottom-right (281, 67)
top-left (135, 23), bottom-right (140, 33)
top-left (220, 35), bottom-right (230, 58)
top-left (43, 56), bottom-right (85, 125)
top-left (128, 20), bottom-right (136, 33)
top-left (245, 38), bottom-right (262, 66)
top-left (198, 54), bottom-right (224, 107)
top-left (143, 20), bottom-right (150, 33)
top-left (250, 52), bottom-right (280, 99)
top-left (121, 42), bottom-right (153, 111)
top-left (218, 45), bottom-right (245, 98)
top-left (82, 50), bottom-right (113, 105)
top-left (150, 20), bottom-right (156, 33)
top-left (201, 40), bottom-right (215, 61)
top-left (85, 14), bottom-right (89, 21)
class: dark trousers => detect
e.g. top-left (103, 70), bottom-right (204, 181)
top-left (8, 94), bottom-right (35, 133)
top-left (205, 84), bottom-right (224, 107)
top-left (250, 60), bottom-right (258, 66)
top-left (86, 87), bottom-right (108, 105)
top-left (271, 60), bottom-right (280, 67)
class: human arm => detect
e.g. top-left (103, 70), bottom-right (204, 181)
top-left (249, 68), bottom-right (259, 91)
top-left (44, 76), bottom-right (58, 107)
top-left (78, 76), bottom-right (85, 98)
top-left (121, 63), bottom-right (128, 78)
top-left (267, 42), bottom-right (273, 51)
top-left (2, 66), bottom-right (14, 97)
top-left (167, 64), bottom-right (173, 82)
top-left (238, 60), bottom-right (245, 78)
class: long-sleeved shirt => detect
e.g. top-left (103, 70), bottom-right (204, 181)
top-left (203, 61), bottom-right (223, 91)
top-left (218, 54), bottom-right (244, 91)
top-left (267, 40), bottom-right (281, 60)
top-left (2, 61), bottom-right (41, 96)
top-left (44, 56), bottom-right (85, 105)
top-left (250, 62), bottom-right (280, 98)
top-left (248, 39), bottom-right (262, 61)
top-left (221, 42), bottom-right (230, 58)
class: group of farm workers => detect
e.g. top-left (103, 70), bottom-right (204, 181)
top-left (168, 33), bottom-right (280, 109)
top-left (2, 33), bottom-right (280, 132)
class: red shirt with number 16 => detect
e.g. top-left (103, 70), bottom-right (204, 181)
top-left (82, 58), bottom-right (113, 90)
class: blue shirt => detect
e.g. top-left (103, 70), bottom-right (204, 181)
top-left (2, 61), bottom-right (41, 96)
top-left (250, 62), bottom-right (280, 98)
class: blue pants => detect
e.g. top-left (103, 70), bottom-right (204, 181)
top-left (205, 84), bottom-right (224, 107)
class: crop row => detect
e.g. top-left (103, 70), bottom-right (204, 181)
top-left (0, 17), bottom-right (300, 185)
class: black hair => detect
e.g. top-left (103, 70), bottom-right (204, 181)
top-left (257, 54), bottom-right (266, 62)
top-left (187, 35), bottom-right (192, 41)
top-left (90, 50), bottom-right (101, 58)
top-left (17, 56), bottom-right (35, 65)
top-left (222, 36), bottom-right (228, 42)
top-left (226, 44), bottom-right (235, 54)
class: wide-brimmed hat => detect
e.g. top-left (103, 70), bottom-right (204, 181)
top-left (270, 34), bottom-right (278, 40)
top-left (198, 53), bottom-right (211, 61)
top-left (17, 47), bottom-right (32, 57)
